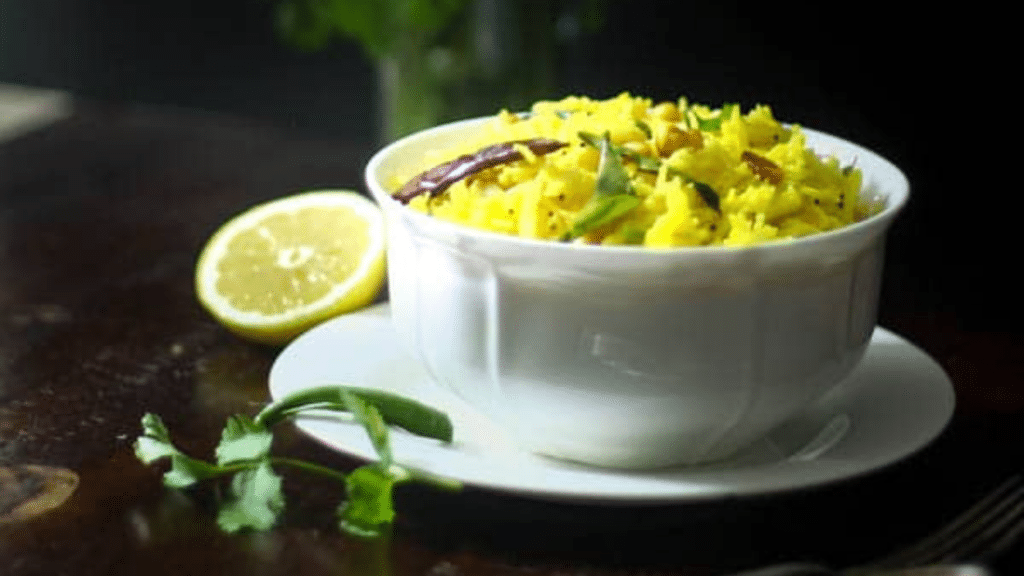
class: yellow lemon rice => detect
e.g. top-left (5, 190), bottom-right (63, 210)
top-left (394, 93), bottom-right (871, 247)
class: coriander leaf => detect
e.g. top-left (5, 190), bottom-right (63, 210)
top-left (337, 465), bottom-right (408, 538)
top-left (217, 461), bottom-right (285, 533)
top-left (216, 415), bottom-right (273, 466)
top-left (135, 413), bottom-right (223, 489)
top-left (134, 413), bottom-right (180, 463)
top-left (341, 391), bottom-right (393, 467)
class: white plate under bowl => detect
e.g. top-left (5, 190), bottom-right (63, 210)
top-left (268, 304), bottom-right (955, 503)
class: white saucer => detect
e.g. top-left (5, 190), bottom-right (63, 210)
top-left (268, 304), bottom-right (955, 503)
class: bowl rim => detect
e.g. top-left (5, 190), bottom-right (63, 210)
top-left (364, 115), bottom-right (910, 256)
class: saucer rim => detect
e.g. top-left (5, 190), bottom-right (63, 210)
top-left (268, 303), bottom-right (955, 503)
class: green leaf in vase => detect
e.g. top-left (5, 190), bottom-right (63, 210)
top-left (272, 0), bottom-right (472, 58)
top-left (272, 0), bottom-right (333, 52)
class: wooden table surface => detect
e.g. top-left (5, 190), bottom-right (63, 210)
top-left (2, 99), bottom-right (1022, 576)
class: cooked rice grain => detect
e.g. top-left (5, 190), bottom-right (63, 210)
top-left (395, 93), bottom-right (869, 247)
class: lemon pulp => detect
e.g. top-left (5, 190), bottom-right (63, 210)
top-left (195, 190), bottom-right (385, 345)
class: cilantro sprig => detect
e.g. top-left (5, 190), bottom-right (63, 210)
top-left (134, 385), bottom-right (458, 537)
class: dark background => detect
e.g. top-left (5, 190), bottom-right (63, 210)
top-left (0, 1), bottom-right (1010, 331)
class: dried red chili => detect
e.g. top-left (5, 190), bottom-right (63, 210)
top-left (393, 138), bottom-right (568, 204)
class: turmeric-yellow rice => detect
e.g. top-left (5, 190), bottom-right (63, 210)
top-left (393, 93), bottom-right (871, 247)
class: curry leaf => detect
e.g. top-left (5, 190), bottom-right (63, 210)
top-left (576, 131), bottom-right (721, 217)
top-left (634, 119), bottom-right (652, 139)
top-left (579, 131), bottom-right (660, 172)
top-left (565, 195), bottom-right (642, 240)
top-left (690, 181), bottom-right (722, 213)
top-left (696, 103), bottom-right (738, 132)
top-left (594, 132), bottom-right (632, 197)
top-left (666, 168), bottom-right (721, 213)
top-left (565, 133), bottom-right (642, 240)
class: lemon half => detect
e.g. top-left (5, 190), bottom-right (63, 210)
top-left (195, 190), bottom-right (386, 345)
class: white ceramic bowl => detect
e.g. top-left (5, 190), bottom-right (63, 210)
top-left (365, 117), bottom-right (909, 469)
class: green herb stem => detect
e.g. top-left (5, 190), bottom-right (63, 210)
top-left (270, 457), bottom-right (352, 484)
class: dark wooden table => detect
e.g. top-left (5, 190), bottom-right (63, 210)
top-left (2, 100), bottom-right (1023, 576)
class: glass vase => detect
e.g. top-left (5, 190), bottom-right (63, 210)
top-left (374, 0), bottom-right (562, 143)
